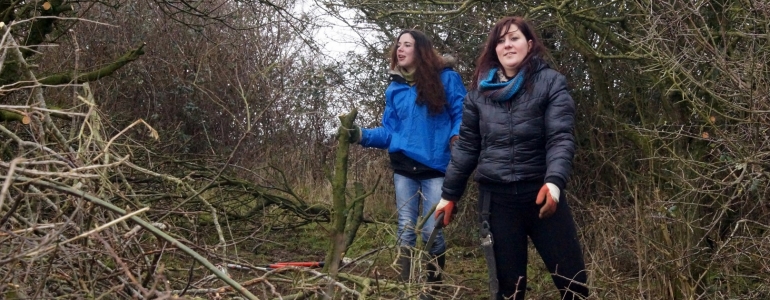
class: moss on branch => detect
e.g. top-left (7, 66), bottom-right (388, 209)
top-left (39, 43), bottom-right (146, 85)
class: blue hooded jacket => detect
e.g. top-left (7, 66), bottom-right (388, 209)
top-left (360, 66), bottom-right (466, 173)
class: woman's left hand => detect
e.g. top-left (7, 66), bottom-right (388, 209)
top-left (449, 135), bottom-right (459, 146)
top-left (435, 199), bottom-right (457, 227)
top-left (536, 183), bottom-right (560, 219)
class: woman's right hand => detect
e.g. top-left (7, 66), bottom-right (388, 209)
top-left (345, 123), bottom-right (361, 143)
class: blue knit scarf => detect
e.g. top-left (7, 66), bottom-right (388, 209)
top-left (478, 68), bottom-right (526, 102)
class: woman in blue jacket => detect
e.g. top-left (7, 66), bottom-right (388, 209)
top-left (351, 29), bottom-right (466, 290)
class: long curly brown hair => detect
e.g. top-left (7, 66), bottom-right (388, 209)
top-left (471, 16), bottom-right (548, 90)
top-left (389, 30), bottom-right (447, 114)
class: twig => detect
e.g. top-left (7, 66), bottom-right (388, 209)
top-left (0, 194), bottom-right (23, 228)
top-left (179, 260), bottom-right (196, 297)
top-left (0, 161), bottom-right (98, 178)
top-left (0, 157), bottom-right (23, 209)
top-left (92, 119), bottom-right (158, 165)
top-left (0, 105), bottom-right (89, 117)
top-left (94, 232), bottom-right (149, 297)
top-left (0, 124), bottom-right (74, 166)
top-left (122, 160), bottom-right (227, 246)
top-left (6, 27), bottom-right (72, 154)
top-left (24, 207), bottom-right (149, 257)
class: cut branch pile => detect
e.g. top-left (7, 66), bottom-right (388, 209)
top-left (0, 92), bottom-right (438, 298)
top-left (0, 74), bottom-right (420, 298)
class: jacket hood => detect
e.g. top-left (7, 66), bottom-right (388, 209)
top-left (388, 54), bottom-right (458, 83)
top-left (531, 57), bottom-right (549, 73)
top-left (441, 54), bottom-right (457, 69)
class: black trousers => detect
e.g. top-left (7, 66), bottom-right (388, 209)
top-left (481, 190), bottom-right (589, 300)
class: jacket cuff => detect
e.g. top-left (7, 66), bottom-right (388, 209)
top-left (358, 128), bottom-right (369, 145)
top-left (441, 191), bottom-right (461, 202)
top-left (545, 176), bottom-right (566, 191)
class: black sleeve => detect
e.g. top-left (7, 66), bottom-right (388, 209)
top-left (442, 92), bottom-right (482, 201)
top-left (543, 73), bottom-right (576, 191)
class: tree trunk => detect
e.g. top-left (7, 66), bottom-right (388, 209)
top-left (324, 109), bottom-right (358, 279)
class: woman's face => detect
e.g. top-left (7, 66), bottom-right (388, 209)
top-left (396, 33), bottom-right (416, 72)
top-left (495, 24), bottom-right (532, 77)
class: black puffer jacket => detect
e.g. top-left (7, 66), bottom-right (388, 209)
top-left (441, 62), bottom-right (575, 201)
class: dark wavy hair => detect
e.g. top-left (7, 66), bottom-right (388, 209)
top-left (389, 30), bottom-right (447, 114)
top-left (471, 17), bottom-right (548, 90)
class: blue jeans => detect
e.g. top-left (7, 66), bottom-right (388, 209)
top-left (393, 174), bottom-right (446, 255)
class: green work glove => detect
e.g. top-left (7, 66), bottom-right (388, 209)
top-left (346, 124), bottom-right (362, 143)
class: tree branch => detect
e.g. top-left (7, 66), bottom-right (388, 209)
top-left (38, 43), bottom-right (146, 85)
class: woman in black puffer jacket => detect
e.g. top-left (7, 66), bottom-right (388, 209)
top-left (433, 16), bottom-right (589, 300)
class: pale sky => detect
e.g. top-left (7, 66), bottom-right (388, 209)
top-left (296, 1), bottom-right (374, 61)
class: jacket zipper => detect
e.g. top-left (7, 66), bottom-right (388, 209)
top-left (507, 100), bottom-right (514, 181)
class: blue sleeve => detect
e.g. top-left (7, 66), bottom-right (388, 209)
top-left (360, 87), bottom-right (397, 149)
top-left (442, 70), bottom-right (467, 137)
